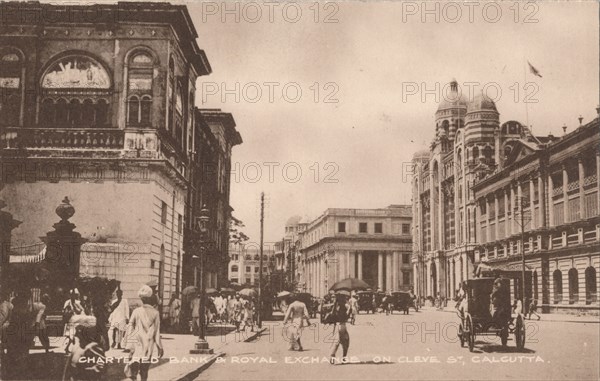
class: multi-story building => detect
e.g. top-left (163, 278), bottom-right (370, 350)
top-left (411, 78), bottom-right (599, 313)
top-left (273, 215), bottom-right (308, 288)
top-left (0, 2), bottom-right (241, 315)
top-left (228, 243), bottom-right (276, 286)
top-left (183, 109), bottom-right (241, 291)
top-left (298, 206), bottom-right (413, 297)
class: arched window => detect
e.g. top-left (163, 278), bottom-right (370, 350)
top-left (231, 265), bottom-right (239, 273)
top-left (553, 269), bottom-right (563, 304)
top-left (82, 99), bottom-right (95, 127)
top-left (127, 49), bottom-right (155, 126)
top-left (568, 268), bottom-right (579, 304)
top-left (585, 266), bottom-right (597, 305)
top-left (254, 255), bottom-right (260, 261)
top-left (68, 99), bottom-right (81, 126)
top-left (40, 54), bottom-right (112, 128)
top-left (0, 48), bottom-right (24, 126)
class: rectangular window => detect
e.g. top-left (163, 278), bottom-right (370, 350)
top-left (177, 214), bottom-right (182, 233)
top-left (402, 253), bottom-right (410, 264)
top-left (245, 277), bottom-right (251, 284)
top-left (403, 271), bottom-right (411, 285)
top-left (359, 222), bottom-right (368, 233)
top-left (374, 223), bottom-right (383, 233)
top-left (402, 223), bottom-right (410, 234)
top-left (161, 201), bottom-right (168, 225)
top-left (246, 266), bottom-right (251, 273)
top-left (338, 222), bottom-right (346, 233)
top-left (254, 266), bottom-right (259, 273)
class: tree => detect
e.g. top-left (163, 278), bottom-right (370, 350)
top-left (229, 214), bottom-right (249, 245)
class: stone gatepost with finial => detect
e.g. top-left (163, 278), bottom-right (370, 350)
top-left (0, 199), bottom-right (22, 297)
top-left (40, 197), bottom-right (87, 295)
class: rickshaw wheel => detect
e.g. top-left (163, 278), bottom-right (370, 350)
top-left (500, 326), bottom-right (509, 346)
top-left (458, 323), bottom-right (465, 347)
top-left (466, 314), bottom-right (475, 352)
top-left (515, 314), bottom-right (526, 350)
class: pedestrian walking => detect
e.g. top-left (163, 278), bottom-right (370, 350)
top-left (124, 285), bottom-right (163, 381)
top-left (109, 289), bottom-right (129, 349)
top-left (241, 297), bottom-right (255, 332)
top-left (349, 294), bottom-right (358, 325)
top-left (33, 293), bottom-right (51, 353)
top-left (0, 290), bottom-right (14, 352)
top-left (63, 289), bottom-right (85, 353)
top-left (168, 293), bottom-right (181, 332)
top-left (528, 299), bottom-right (541, 320)
top-left (190, 293), bottom-right (201, 336)
top-left (283, 294), bottom-right (311, 351)
top-left (232, 294), bottom-right (244, 332)
top-left (329, 291), bottom-right (350, 364)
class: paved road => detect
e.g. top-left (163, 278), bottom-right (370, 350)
top-left (196, 310), bottom-right (599, 380)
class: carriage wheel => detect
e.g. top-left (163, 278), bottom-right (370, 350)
top-left (459, 322), bottom-right (465, 347)
top-left (466, 314), bottom-right (475, 352)
top-left (500, 326), bottom-right (509, 347)
top-left (515, 314), bottom-right (526, 350)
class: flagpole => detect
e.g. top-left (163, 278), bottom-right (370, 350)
top-left (523, 58), bottom-right (530, 133)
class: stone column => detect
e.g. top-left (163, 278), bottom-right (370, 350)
top-left (439, 187), bottom-right (444, 249)
top-left (349, 251), bottom-right (356, 278)
top-left (393, 252), bottom-right (399, 290)
top-left (510, 184), bottom-right (516, 233)
top-left (562, 165), bottom-right (569, 223)
top-left (530, 178), bottom-right (536, 229)
top-left (578, 158), bottom-right (585, 219)
top-left (504, 189), bottom-right (509, 237)
top-left (386, 252), bottom-right (393, 291)
top-left (357, 252), bottom-right (363, 279)
top-left (494, 193), bottom-right (499, 239)
top-left (377, 252), bottom-right (384, 291)
top-left (434, 257), bottom-right (440, 297)
top-left (548, 173), bottom-right (554, 226)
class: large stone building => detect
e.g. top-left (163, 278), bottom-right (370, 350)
top-left (298, 206), bottom-right (413, 297)
top-left (273, 215), bottom-right (308, 288)
top-left (228, 243), bottom-right (276, 286)
top-left (411, 79), bottom-right (599, 313)
top-left (0, 2), bottom-right (241, 314)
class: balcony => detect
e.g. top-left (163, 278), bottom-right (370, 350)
top-left (1, 127), bottom-right (124, 150)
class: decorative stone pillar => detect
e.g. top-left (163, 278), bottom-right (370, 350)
top-left (41, 197), bottom-right (87, 294)
top-left (494, 193), bottom-right (499, 239)
top-left (504, 189), bottom-right (509, 237)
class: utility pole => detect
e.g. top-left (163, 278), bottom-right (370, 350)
top-left (258, 192), bottom-right (264, 329)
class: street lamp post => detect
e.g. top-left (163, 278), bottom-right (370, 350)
top-left (190, 205), bottom-right (214, 354)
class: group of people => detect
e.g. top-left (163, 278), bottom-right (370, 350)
top-left (63, 284), bottom-right (163, 381)
top-left (182, 292), bottom-right (257, 334)
top-left (283, 291), bottom-right (351, 364)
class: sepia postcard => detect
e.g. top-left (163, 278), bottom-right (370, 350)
top-left (0, 1), bottom-right (598, 380)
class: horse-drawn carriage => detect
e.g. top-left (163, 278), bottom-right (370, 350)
top-left (457, 277), bottom-right (527, 352)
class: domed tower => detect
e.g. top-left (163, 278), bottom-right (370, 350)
top-left (464, 91), bottom-right (500, 169)
top-left (435, 79), bottom-right (467, 152)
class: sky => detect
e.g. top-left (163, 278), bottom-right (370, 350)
top-left (186, 1), bottom-right (599, 246)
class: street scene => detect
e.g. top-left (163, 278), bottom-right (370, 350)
top-left (0, 1), bottom-right (599, 380)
